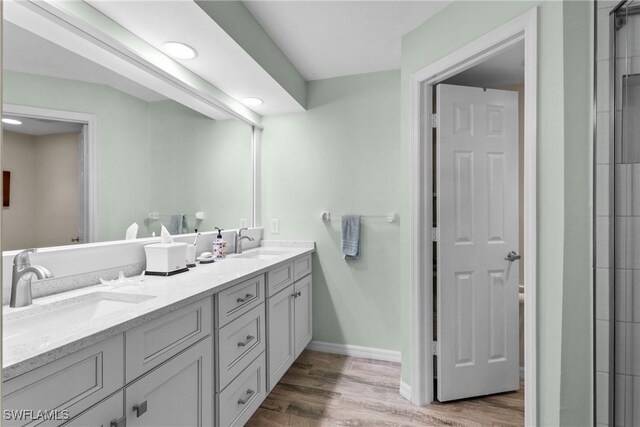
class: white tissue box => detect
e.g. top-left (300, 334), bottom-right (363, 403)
top-left (144, 242), bottom-right (188, 276)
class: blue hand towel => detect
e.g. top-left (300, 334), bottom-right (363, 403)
top-left (341, 215), bottom-right (361, 260)
top-left (168, 213), bottom-right (187, 235)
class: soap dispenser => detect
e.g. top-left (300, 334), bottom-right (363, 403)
top-left (213, 227), bottom-right (227, 259)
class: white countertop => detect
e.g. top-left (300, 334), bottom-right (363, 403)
top-left (2, 244), bottom-right (314, 381)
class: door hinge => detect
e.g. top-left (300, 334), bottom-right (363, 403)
top-left (432, 341), bottom-right (439, 356)
top-left (431, 227), bottom-right (439, 242)
top-left (431, 113), bottom-right (438, 128)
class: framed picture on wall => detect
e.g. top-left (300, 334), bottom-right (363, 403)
top-left (3, 171), bottom-right (10, 207)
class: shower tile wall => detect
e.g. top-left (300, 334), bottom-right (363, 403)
top-left (596, 3), bottom-right (615, 426)
top-left (597, 1), bottom-right (640, 426)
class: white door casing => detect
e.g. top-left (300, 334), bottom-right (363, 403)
top-left (436, 84), bottom-right (520, 401)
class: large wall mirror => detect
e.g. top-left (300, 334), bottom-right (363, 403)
top-left (2, 14), bottom-right (255, 251)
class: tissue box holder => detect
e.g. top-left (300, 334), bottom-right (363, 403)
top-left (145, 242), bottom-right (189, 276)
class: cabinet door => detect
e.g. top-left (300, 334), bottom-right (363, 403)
top-left (63, 391), bottom-right (124, 427)
top-left (125, 337), bottom-right (212, 427)
top-left (3, 335), bottom-right (124, 427)
top-left (294, 275), bottom-right (313, 358)
top-left (267, 284), bottom-right (295, 391)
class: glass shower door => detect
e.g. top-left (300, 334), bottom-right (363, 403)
top-left (614, 1), bottom-right (640, 425)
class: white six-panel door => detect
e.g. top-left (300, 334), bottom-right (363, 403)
top-left (436, 84), bottom-right (520, 401)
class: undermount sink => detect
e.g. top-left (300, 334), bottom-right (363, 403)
top-left (3, 292), bottom-right (155, 341)
top-left (231, 249), bottom-right (289, 260)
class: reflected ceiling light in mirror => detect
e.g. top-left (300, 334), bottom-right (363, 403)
top-left (243, 97), bottom-right (263, 107)
top-left (2, 118), bottom-right (22, 125)
top-left (162, 41), bottom-right (197, 60)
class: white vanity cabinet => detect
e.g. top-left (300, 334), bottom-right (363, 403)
top-left (2, 334), bottom-right (125, 427)
top-left (3, 297), bottom-right (214, 427)
top-left (266, 254), bottom-right (313, 391)
top-left (3, 249), bottom-right (315, 427)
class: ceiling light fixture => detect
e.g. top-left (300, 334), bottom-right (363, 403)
top-left (2, 118), bottom-right (22, 125)
top-left (162, 42), bottom-right (197, 60)
top-left (243, 97), bottom-right (263, 107)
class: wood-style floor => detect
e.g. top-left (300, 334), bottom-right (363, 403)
top-left (247, 350), bottom-right (523, 426)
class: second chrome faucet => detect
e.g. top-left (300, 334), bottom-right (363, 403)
top-left (234, 228), bottom-right (255, 254)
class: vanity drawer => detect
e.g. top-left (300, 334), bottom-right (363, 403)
top-left (63, 391), bottom-right (124, 427)
top-left (217, 303), bottom-right (265, 391)
top-left (217, 274), bottom-right (265, 328)
top-left (293, 254), bottom-right (312, 281)
top-left (125, 297), bottom-right (212, 383)
top-left (2, 335), bottom-right (124, 427)
top-left (218, 353), bottom-right (266, 427)
top-left (267, 262), bottom-right (293, 297)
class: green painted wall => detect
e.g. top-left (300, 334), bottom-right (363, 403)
top-left (400, 1), bottom-right (593, 424)
top-left (3, 71), bottom-right (252, 242)
top-left (261, 70), bottom-right (402, 351)
top-left (196, 0), bottom-right (307, 109)
top-left (559, 1), bottom-right (594, 425)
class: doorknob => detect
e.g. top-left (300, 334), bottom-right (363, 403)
top-left (505, 251), bottom-right (521, 262)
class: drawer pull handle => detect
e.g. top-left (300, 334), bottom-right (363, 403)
top-left (292, 291), bottom-right (302, 298)
top-left (110, 417), bottom-right (126, 427)
top-left (238, 389), bottom-right (255, 405)
top-left (237, 335), bottom-right (255, 347)
top-left (133, 401), bottom-right (147, 418)
top-left (236, 293), bottom-right (254, 303)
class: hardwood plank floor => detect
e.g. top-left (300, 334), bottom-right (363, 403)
top-left (247, 350), bottom-right (523, 427)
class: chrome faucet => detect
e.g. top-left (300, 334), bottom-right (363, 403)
top-left (234, 228), bottom-right (255, 254)
top-left (10, 249), bottom-right (54, 307)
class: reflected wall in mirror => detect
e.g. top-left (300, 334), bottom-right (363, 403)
top-left (2, 21), bottom-right (253, 251)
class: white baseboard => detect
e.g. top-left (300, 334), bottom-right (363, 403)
top-left (400, 380), bottom-right (412, 402)
top-left (306, 340), bottom-right (401, 363)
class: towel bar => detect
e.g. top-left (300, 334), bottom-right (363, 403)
top-left (320, 211), bottom-right (397, 223)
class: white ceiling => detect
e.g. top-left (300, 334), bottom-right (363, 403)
top-left (2, 116), bottom-right (84, 136)
top-left (243, 1), bottom-right (452, 81)
top-left (443, 41), bottom-right (525, 87)
top-left (86, 0), bottom-right (304, 116)
top-left (3, 21), bottom-right (166, 103)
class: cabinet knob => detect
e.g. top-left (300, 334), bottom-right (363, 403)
top-left (133, 401), bottom-right (147, 418)
top-left (236, 293), bottom-right (254, 303)
top-left (110, 416), bottom-right (126, 427)
top-left (292, 291), bottom-right (302, 298)
top-left (237, 389), bottom-right (255, 405)
top-left (237, 335), bottom-right (255, 347)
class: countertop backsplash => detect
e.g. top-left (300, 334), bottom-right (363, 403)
top-left (1, 228), bottom-right (263, 305)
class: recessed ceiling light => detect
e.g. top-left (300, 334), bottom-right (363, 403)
top-left (162, 42), bottom-right (197, 60)
top-left (243, 97), bottom-right (263, 107)
top-left (2, 118), bottom-right (22, 125)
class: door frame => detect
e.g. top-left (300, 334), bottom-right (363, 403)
top-left (3, 104), bottom-right (99, 243)
top-left (407, 7), bottom-right (538, 426)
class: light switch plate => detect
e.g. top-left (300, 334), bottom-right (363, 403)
top-left (271, 219), bottom-right (279, 234)
top-left (239, 218), bottom-right (248, 228)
